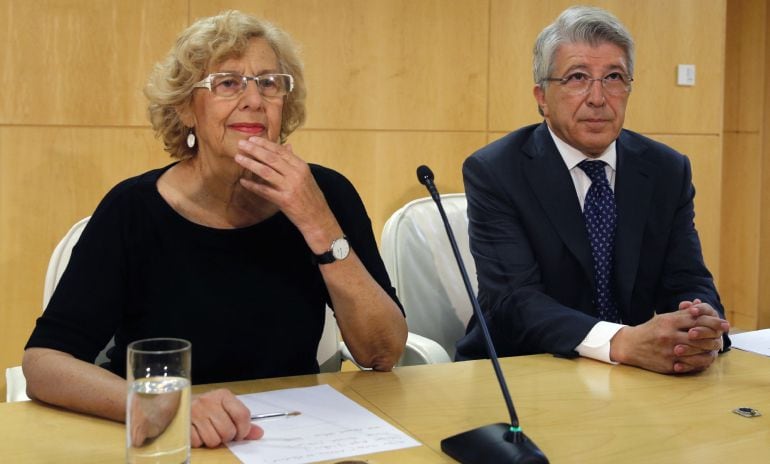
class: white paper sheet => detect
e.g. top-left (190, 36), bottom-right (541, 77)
top-left (730, 329), bottom-right (770, 357)
top-left (226, 384), bottom-right (421, 464)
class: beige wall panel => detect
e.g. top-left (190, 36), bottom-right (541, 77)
top-left (0, 126), bottom-right (168, 385)
top-left (729, 312), bottom-right (758, 332)
top-left (488, 0), bottom-right (553, 131)
top-left (723, 2), bottom-right (739, 132)
top-left (720, 0), bottom-right (768, 330)
top-left (0, 0), bottom-right (187, 126)
top-left (723, 0), bottom-right (767, 132)
top-left (489, 0), bottom-right (726, 135)
top-left (719, 132), bottom-right (761, 329)
top-left (760, 146), bottom-right (770, 328)
top-left (288, 129), bottom-right (487, 238)
top-left (191, 0), bottom-right (489, 131)
top-left (759, 3), bottom-right (770, 328)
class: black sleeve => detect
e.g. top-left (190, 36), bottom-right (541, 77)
top-left (25, 183), bottom-right (132, 362)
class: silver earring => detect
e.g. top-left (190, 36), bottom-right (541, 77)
top-left (186, 129), bottom-right (196, 148)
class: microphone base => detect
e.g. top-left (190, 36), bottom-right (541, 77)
top-left (441, 423), bottom-right (548, 464)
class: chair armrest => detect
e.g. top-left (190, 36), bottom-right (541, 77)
top-left (338, 342), bottom-right (372, 370)
top-left (6, 366), bottom-right (30, 402)
top-left (338, 332), bottom-right (452, 370)
top-left (400, 332), bottom-right (452, 365)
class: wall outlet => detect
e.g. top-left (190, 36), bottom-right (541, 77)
top-left (677, 64), bottom-right (696, 86)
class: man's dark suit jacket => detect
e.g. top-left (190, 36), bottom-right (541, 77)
top-left (456, 122), bottom-right (727, 360)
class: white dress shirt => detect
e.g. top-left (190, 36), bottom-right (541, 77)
top-left (548, 128), bottom-right (626, 364)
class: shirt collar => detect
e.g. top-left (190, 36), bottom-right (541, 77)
top-left (547, 126), bottom-right (617, 171)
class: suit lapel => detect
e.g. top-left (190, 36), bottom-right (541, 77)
top-left (523, 124), bottom-right (594, 284)
top-left (613, 131), bottom-right (655, 316)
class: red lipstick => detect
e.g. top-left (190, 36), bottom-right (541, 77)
top-left (230, 123), bottom-right (265, 135)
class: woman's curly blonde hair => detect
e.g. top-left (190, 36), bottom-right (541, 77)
top-left (144, 10), bottom-right (307, 159)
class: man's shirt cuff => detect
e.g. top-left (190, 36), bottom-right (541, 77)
top-left (576, 321), bottom-right (626, 364)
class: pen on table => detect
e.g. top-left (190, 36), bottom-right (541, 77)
top-left (250, 410), bottom-right (301, 421)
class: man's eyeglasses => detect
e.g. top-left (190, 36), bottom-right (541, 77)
top-left (542, 71), bottom-right (633, 96)
top-left (193, 73), bottom-right (294, 99)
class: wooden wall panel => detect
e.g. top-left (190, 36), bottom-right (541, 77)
top-left (488, 0), bottom-right (565, 131)
top-left (720, 0), bottom-right (768, 331)
top-left (192, 0), bottom-right (489, 131)
top-left (720, 132), bottom-right (761, 328)
top-left (623, 0), bottom-right (726, 134)
top-left (289, 130), bottom-right (487, 237)
top-left (489, 0), bottom-right (726, 135)
top-left (0, 0), bottom-right (187, 126)
top-left (723, 0), bottom-right (766, 132)
top-left (757, 1), bottom-right (770, 329)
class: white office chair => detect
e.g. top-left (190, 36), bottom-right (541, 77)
top-left (381, 194), bottom-right (475, 361)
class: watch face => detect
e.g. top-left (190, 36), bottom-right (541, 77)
top-left (331, 238), bottom-right (350, 260)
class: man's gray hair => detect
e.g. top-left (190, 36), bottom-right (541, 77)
top-left (533, 6), bottom-right (635, 86)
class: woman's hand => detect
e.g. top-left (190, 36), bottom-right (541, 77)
top-left (191, 389), bottom-right (263, 448)
top-left (129, 388), bottom-right (181, 447)
top-left (234, 137), bottom-right (338, 248)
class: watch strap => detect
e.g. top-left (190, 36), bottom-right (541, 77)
top-left (315, 249), bottom-right (337, 265)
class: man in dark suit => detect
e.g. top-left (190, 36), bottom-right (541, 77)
top-left (456, 6), bottom-right (729, 374)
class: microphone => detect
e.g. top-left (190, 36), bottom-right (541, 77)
top-left (416, 165), bottom-right (440, 203)
top-left (416, 165), bottom-right (548, 464)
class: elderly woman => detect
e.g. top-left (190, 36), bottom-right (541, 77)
top-left (23, 10), bottom-right (407, 448)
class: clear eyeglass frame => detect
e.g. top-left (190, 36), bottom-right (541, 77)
top-left (542, 72), bottom-right (634, 96)
top-left (193, 72), bottom-right (294, 99)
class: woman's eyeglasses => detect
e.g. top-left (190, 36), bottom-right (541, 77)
top-left (193, 73), bottom-right (294, 99)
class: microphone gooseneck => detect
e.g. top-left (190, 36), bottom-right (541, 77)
top-left (417, 165), bottom-right (548, 464)
top-left (416, 165), bottom-right (519, 429)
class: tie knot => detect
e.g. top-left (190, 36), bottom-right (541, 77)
top-left (578, 160), bottom-right (608, 184)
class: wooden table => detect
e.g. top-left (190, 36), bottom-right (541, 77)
top-left (1, 349), bottom-right (767, 463)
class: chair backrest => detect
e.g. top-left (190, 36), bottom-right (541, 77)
top-left (5, 366), bottom-right (29, 402)
top-left (380, 194), bottom-right (476, 360)
top-left (43, 217), bottom-right (90, 307)
top-left (317, 306), bottom-right (342, 373)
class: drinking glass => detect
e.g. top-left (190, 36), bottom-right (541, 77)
top-left (126, 338), bottom-right (191, 464)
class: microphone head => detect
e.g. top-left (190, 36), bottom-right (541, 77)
top-left (416, 165), bottom-right (435, 186)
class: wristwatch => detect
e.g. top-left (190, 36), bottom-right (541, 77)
top-left (315, 236), bottom-right (350, 265)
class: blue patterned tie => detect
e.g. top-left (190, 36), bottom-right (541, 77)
top-left (578, 160), bottom-right (620, 323)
